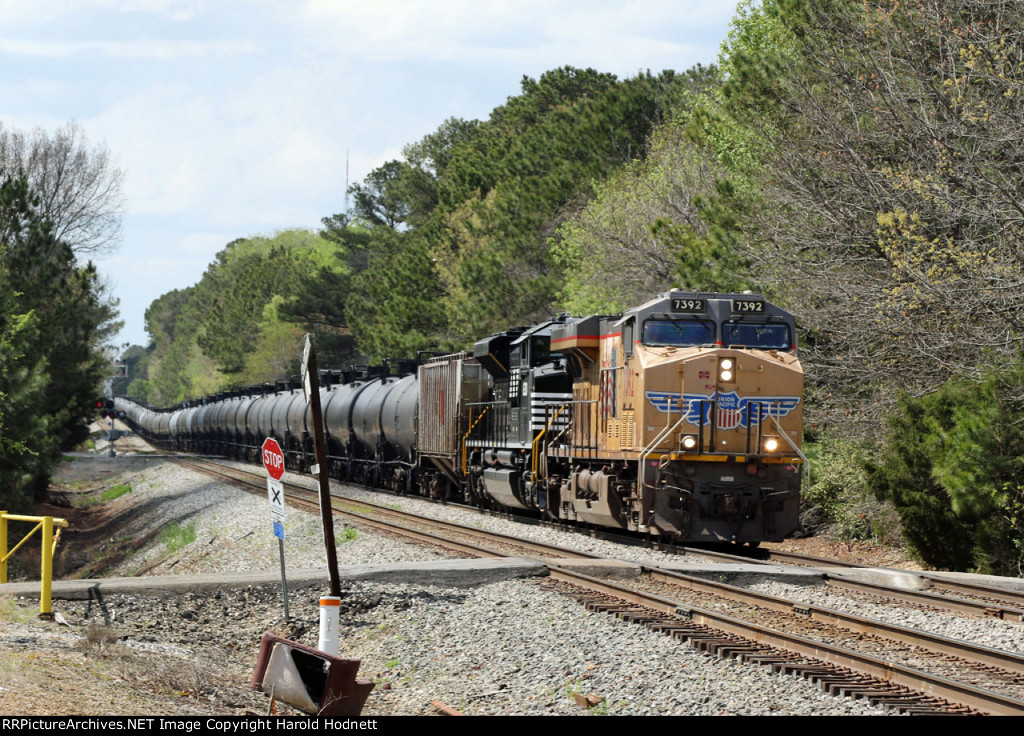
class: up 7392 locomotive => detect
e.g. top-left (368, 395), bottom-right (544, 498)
top-left (118, 291), bottom-right (804, 544)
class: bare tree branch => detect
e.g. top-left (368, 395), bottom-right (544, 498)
top-left (0, 120), bottom-right (124, 256)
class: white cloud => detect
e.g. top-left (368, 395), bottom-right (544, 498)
top-left (299, 0), bottom-right (728, 68)
top-left (0, 38), bottom-right (262, 58)
top-left (0, 0), bottom-right (210, 24)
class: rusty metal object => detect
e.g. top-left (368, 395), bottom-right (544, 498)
top-left (430, 700), bottom-right (463, 715)
top-left (252, 631), bottom-right (373, 716)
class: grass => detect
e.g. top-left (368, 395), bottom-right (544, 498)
top-left (101, 483), bottom-right (132, 503)
top-left (73, 481), bottom-right (132, 507)
top-left (160, 521), bottom-right (197, 553)
top-left (0, 595), bottom-right (34, 624)
top-left (341, 527), bottom-right (358, 542)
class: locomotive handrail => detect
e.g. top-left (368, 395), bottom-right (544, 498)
top-left (768, 410), bottom-right (809, 488)
top-left (638, 414), bottom-right (686, 492)
top-left (565, 398), bottom-right (599, 457)
top-left (461, 405), bottom-right (491, 474)
top-left (531, 402), bottom-right (569, 482)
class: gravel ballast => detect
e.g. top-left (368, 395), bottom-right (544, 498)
top-left (13, 450), bottom-right (1021, 715)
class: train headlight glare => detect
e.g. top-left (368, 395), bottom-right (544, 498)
top-left (764, 437), bottom-right (779, 452)
top-left (720, 370), bottom-right (733, 382)
top-left (681, 435), bottom-right (698, 450)
top-left (720, 358), bottom-right (734, 371)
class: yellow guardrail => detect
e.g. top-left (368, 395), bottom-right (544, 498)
top-left (1, 511), bottom-right (69, 617)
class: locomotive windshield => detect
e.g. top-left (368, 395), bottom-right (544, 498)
top-left (723, 322), bottom-right (791, 350)
top-left (642, 319), bottom-right (715, 347)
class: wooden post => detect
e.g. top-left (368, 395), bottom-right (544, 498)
top-left (303, 335), bottom-right (341, 597)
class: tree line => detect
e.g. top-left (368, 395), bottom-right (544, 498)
top-left (133, 0), bottom-right (1024, 573)
top-left (0, 122), bottom-right (122, 513)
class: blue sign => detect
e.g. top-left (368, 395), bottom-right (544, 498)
top-left (273, 521), bottom-right (284, 540)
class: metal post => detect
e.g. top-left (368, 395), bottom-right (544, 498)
top-left (278, 537), bottom-right (290, 621)
top-left (40, 515), bottom-right (53, 618)
top-left (0, 511), bottom-right (6, 584)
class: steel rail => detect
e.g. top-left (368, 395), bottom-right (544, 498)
top-left (548, 566), bottom-right (1024, 716)
top-left (175, 457), bottom-right (599, 562)
top-left (682, 544), bottom-right (1024, 621)
top-left (177, 457), bottom-right (506, 558)
top-left (732, 547), bottom-right (1024, 610)
top-left (823, 574), bottom-right (1024, 622)
top-left (921, 576), bottom-right (1024, 609)
top-left (641, 565), bottom-right (1024, 676)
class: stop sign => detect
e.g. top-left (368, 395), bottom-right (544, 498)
top-left (262, 437), bottom-right (285, 480)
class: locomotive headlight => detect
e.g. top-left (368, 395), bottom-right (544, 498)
top-left (719, 358), bottom-right (734, 382)
top-left (681, 434), bottom-right (698, 451)
top-left (763, 437), bottom-right (779, 453)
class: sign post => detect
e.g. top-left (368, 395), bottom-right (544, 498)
top-left (301, 335), bottom-right (341, 598)
top-left (262, 436), bottom-right (289, 622)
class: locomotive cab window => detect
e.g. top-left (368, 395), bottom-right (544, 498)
top-left (530, 336), bottom-right (558, 366)
top-left (722, 322), bottom-right (791, 350)
top-left (642, 318), bottom-right (715, 348)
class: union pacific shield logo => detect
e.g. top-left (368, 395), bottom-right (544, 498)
top-left (645, 391), bottom-right (800, 429)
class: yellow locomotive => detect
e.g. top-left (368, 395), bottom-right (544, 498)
top-left (543, 291), bottom-right (804, 543)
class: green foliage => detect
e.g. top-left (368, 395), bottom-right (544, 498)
top-left (431, 67), bottom-right (696, 341)
top-left (145, 229), bottom-right (355, 402)
top-left (345, 229), bottom-right (450, 361)
top-left (803, 437), bottom-right (899, 543)
top-left (867, 367), bottom-right (1024, 574)
top-left (552, 120), bottom-right (750, 315)
top-left (160, 521), bottom-right (197, 554)
top-left (0, 169), bottom-right (118, 512)
top-left (338, 66), bottom-right (705, 354)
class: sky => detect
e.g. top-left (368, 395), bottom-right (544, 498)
top-left (0, 0), bottom-right (738, 349)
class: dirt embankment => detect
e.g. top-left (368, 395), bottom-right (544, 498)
top-left (1, 454), bottom-right (304, 716)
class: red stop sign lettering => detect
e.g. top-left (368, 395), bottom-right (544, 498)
top-left (262, 437), bottom-right (285, 480)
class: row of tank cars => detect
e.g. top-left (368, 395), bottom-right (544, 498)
top-left (115, 291), bottom-right (805, 544)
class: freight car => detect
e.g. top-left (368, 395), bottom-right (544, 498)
top-left (116, 291), bottom-right (805, 544)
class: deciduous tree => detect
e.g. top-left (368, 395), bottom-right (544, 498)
top-left (0, 121), bottom-right (125, 256)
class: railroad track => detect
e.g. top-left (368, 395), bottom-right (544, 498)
top-left (173, 456), bottom-right (600, 562)
top-left (174, 454), bottom-right (1024, 715)
top-left (546, 569), bottom-right (1002, 715)
top-left (683, 545), bottom-right (1024, 621)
